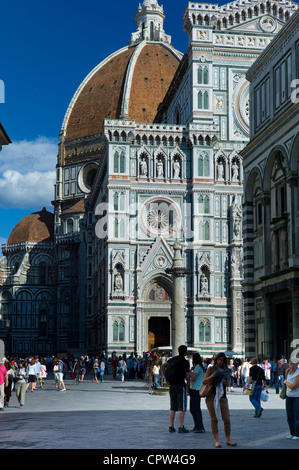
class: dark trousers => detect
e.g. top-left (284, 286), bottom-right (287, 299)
top-left (189, 388), bottom-right (205, 431)
top-left (286, 396), bottom-right (299, 437)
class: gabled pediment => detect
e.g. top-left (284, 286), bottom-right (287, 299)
top-left (139, 237), bottom-right (173, 279)
top-left (227, 15), bottom-right (285, 34)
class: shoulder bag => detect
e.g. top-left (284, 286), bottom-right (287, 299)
top-left (199, 381), bottom-right (213, 398)
top-left (280, 383), bottom-right (287, 399)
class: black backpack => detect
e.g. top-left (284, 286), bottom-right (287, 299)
top-left (163, 357), bottom-right (180, 384)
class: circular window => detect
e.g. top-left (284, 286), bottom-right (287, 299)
top-left (140, 197), bottom-right (181, 238)
top-left (78, 162), bottom-right (99, 193)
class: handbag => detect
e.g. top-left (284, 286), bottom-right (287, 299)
top-left (280, 383), bottom-right (287, 399)
top-left (244, 381), bottom-right (256, 395)
top-left (261, 389), bottom-right (269, 402)
top-left (199, 381), bottom-right (213, 398)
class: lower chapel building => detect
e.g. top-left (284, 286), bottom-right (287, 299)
top-left (0, 0), bottom-right (298, 359)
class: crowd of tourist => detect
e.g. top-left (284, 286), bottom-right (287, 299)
top-left (0, 350), bottom-right (298, 444)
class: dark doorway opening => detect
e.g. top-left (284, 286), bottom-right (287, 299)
top-left (148, 317), bottom-right (170, 351)
top-left (275, 302), bottom-right (292, 359)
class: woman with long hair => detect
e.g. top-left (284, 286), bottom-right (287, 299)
top-left (187, 353), bottom-right (205, 433)
top-left (202, 352), bottom-right (237, 447)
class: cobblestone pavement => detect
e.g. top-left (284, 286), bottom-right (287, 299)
top-left (0, 373), bottom-right (298, 452)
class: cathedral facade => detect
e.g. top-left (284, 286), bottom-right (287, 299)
top-left (0, 0), bottom-right (297, 358)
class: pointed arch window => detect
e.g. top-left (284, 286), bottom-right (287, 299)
top-left (38, 262), bottom-right (48, 285)
top-left (199, 320), bottom-right (211, 342)
top-left (67, 218), bottom-right (74, 234)
top-left (39, 309), bottom-right (47, 337)
top-left (114, 151), bottom-right (125, 173)
top-left (114, 218), bottom-right (119, 238)
top-left (119, 193), bottom-right (125, 211)
top-left (119, 218), bottom-right (125, 239)
top-left (198, 154), bottom-right (210, 176)
top-left (113, 320), bottom-right (125, 342)
top-left (204, 221), bottom-right (210, 240)
top-left (114, 192), bottom-right (119, 211)
top-left (198, 66), bottom-right (209, 84)
top-left (114, 152), bottom-right (119, 173)
top-left (198, 91), bottom-right (209, 110)
top-left (204, 196), bottom-right (209, 214)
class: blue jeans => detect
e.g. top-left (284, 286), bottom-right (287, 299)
top-left (286, 397), bottom-right (299, 437)
top-left (250, 385), bottom-right (263, 415)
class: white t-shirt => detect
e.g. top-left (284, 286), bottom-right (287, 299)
top-left (286, 369), bottom-right (299, 398)
top-left (28, 364), bottom-right (36, 376)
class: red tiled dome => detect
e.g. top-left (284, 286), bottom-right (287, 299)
top-left (62, 42), bottom-right (181, 141)
top-left (7, 208), bottom-right (54, 245)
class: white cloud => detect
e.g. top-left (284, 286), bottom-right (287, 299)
top-left (0, 136), bottom-right (57, 210)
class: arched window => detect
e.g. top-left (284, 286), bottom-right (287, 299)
top-left (198, 91), bottom-right (209, 110)
top-left (114, 218), bottom-right (119, 238)
top-left (199, 320), bottom-right (211, 342)
top-left (67, 218), bottom-right (74, 234)
top-left (114, 152), bottom-right (125, 173)
top-left (16, 291), bottom-right (32, 314)
top-left (119, 152), bottom-right (125, 173)
top-left (198, 91), bottom-right (203, 109)
top-left (204, 196), bottom-right (209, 214)
top-left (198, 154), bottom-right (209, 176)
top-left (204, 221), bottom-right (210, 240)
top-left (119, 193), bottom-right (125, 211)
top-left (114, 192), bottom-right (119, 211)
top-left (39, 309), bottom-right (47, 337)
top-left (119, 321), bottom-right (124, 341)
top-left (150, 21), bottom-right (154, 40)
top-left (113, 320), bottom-right (125, 342)
top-left (204, 91), bottom-right (209, 109)
top-left (113, 321), bottom-right (118, 341)
top-left (114, 152), bottom-right (119, 173)
top-left (119, 218), bottom-right (125, 239)
top-left (198, 66), bottom-right (209, 85)
top-left (205, 322), bottom-right (211, 342)
top-left (38, 262), bottom-right (47, 285)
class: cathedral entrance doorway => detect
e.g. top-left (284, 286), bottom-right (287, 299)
top-left (148, 317), bottom-right (170, 351)
top-left (275, 301), bottom-right (292, 359)
top-left (140, 276), bottom-right (172, 353)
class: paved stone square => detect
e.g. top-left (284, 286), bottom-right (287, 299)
top-left (0, 373), bottom-right (298, 451)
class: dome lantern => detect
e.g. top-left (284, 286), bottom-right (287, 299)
top-left (130, 0), bottom-right (172, 45)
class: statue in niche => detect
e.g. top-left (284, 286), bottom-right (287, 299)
top-left (232, 197), bottom-right (242, 238)
top-left (232, 161), bottom-right (239, 182)
top-left (114, 272), bottom-right (123, 291)
top-left (156, 159), bottom-right (164, 178)
top-left (173, 159), bottom-right (180, 178)
top-left (233, 219), bottom-right (241, 237)
top-left (217, 160), bottom-right (224, 180)
top-left (201, 274), bottom-right (209, 293)
top-left (140, 157), bottom-right (147, 177)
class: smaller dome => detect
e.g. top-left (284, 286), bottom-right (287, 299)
top-left (7, 208), bottom-right (54, 245)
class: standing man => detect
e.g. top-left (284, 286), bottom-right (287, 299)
top-left (35, 356), bottom-right (42, 386)
top-left (161, 345), bottom-right (190, 433)
top-left (57, 358), bottom-right (66, 392)
top-left (0, 358), bottom-right (8, 411)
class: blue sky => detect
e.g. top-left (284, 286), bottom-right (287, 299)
top-left (0, 0), bottom-right (221, 249)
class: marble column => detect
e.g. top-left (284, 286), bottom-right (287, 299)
top-left (166, 241), bottom-right (190, 356)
